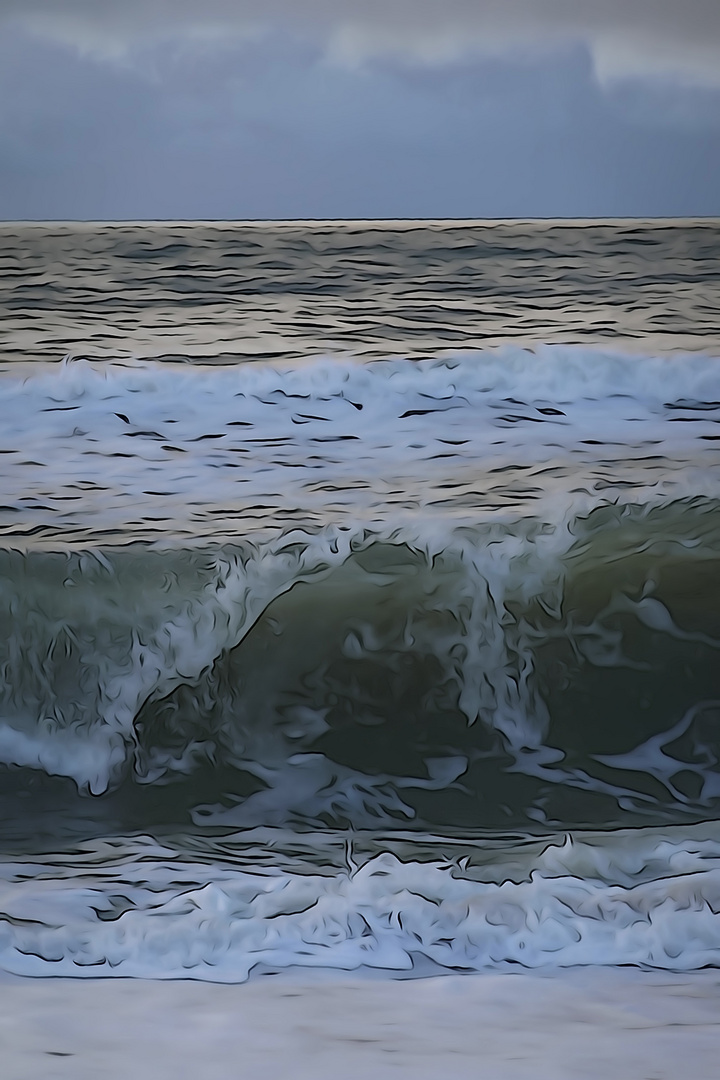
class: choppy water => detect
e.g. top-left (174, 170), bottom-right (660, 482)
top-left (2, 219), bottom-right (719, 366)
top-left (0, 220), bottom-right (719, 980)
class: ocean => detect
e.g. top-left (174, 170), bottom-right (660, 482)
top-left (1, 218), bottom-right (719, 980)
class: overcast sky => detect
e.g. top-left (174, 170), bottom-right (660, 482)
top-left (1, 0), bottom-right (719, 219)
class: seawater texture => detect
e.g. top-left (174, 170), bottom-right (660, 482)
top-left (1, 221), bottom-right (720, 979)
top-left (1, 219), bottom-right (719, 365)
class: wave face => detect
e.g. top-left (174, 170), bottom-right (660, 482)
top-left (3, 505), bottom-right (720, 833)
top-left (1, 221), bottom-right (720, 979)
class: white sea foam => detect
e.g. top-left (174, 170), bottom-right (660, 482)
top-left (0, 346), bottom-right (718, 547)
top-left (2, 826), bottom-right (720, 979)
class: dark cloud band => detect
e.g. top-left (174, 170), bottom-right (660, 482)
top-left (3, 0), bottom-right (720, 86)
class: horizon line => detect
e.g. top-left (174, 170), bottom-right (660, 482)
top-left (2, 215), bottom-right (719, 227)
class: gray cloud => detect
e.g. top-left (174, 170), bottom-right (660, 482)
top-left (2, 0), bottom-right (720, 86)
top-left (1, 24), bottom-right (717, 221)
top-left (1, 4), bottom-right (718, 219)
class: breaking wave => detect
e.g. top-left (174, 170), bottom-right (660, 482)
top-left (0, 347), bottom-right (717, 830)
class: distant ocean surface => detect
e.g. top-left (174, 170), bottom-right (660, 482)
top-left (1, 219), bottom-right (720, 980)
